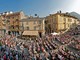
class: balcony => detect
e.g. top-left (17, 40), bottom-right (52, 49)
top-left (15, 28), bottom-right (19, 31)
top-left (11, 24), bottom-right (14, 26)
top-left (12, 21), bottom-right (19, 25)
top-left (37, 24), bottom-right (41, 26)
top-left (9, 28), bottom-right (19, 31)
top-left (19, 26), bottom-right (24, 31)
top-left (0, 26), bottom-right (6, 29)
top-left (9, 28), bottom-right (15, 31)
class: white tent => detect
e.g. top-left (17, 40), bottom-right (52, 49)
top-left (51, 32), bottom-right (59, 35)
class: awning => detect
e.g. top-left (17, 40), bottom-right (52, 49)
top-left (22, 31), bottom-right (38, 36)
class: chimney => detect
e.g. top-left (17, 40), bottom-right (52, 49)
top-left (66, 12), bottom-right (69, 15)
top-left (59, 10), bottom-right (61, 13)
top-left (57, 11), bottom-right (59, 13)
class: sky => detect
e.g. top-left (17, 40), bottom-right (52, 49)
top-left (0, 0), bottom-right (80, 17)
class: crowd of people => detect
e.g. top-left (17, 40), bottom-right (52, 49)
top-left (58, 25), bottom-right (80, 50)
top-left (0, 25), bottom-right (80, 60)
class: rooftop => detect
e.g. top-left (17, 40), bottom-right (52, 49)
top-left (47, 11), bottom-right (78, 19)
top-left (20, 17), bottom-right (45, 22)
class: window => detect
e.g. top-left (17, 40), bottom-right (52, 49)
top-left (64, 18), bottom-right (66, 21)
top-left (18, 26), bottom-right (19, 29)
top-left (68, 24), bottom-right (70, 27)
top-left (68, 18), bottom-right (72, 22)
top-left (16, 19), bottom-right (19, 21)
top-left (34, 26), bottom-right (36, 30)
top-left (13, 21), bottom-right (14, 24)
top-left (45, 21), bottom-right (48, 24)
top-left (12, 17), bottom-right (14, 19)
top-left (7, 20), bottom-right (10, 23)
top-left (39, 26), bottom-right (41, 30)
top-left (34, 21), bottom-right (36, 24)
top-left (39, 20), bottom-right (42, 24)
top-left (26, 21), bottom-right (28, 25)
top-left (26, 27), bottom-right (29, 30)
top-left (12, 26), bottom-right (14, 29)
top-left (64, 18), bottom-right (66, 23)
top-left (7, 17), bottom-right (10, 19)
top-left (16, 25), bottom-right (19, 29)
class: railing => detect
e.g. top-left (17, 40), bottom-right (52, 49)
top-left (9, 28), bottom-right (19, 31)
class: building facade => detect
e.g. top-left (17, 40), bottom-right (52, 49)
top-left (20, 17), bottom-right (45, 38)
top-left (0, 11), bottom-right (26, 36)
top-left (45, 12), bottom-right (79, 33)
top-left (0, 16), bottom-right (6, 37)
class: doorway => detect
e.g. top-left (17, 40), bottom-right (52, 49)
top-left (8, 31), bottom-right (11, 35)
top-left (39, 32), bottom-right (42, 38)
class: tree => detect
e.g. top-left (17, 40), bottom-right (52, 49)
top-left (0, 42), bottom-right (2, 46)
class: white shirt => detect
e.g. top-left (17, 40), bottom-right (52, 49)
top-left (16, 55), bottom-right (18, 60)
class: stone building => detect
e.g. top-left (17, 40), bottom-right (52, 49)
top-left (20, 16), bottom-right (45, 38)
top-left (45, 11), bottom-right (79, 33)
top-left (0, 11), bottom-right (26, 36)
